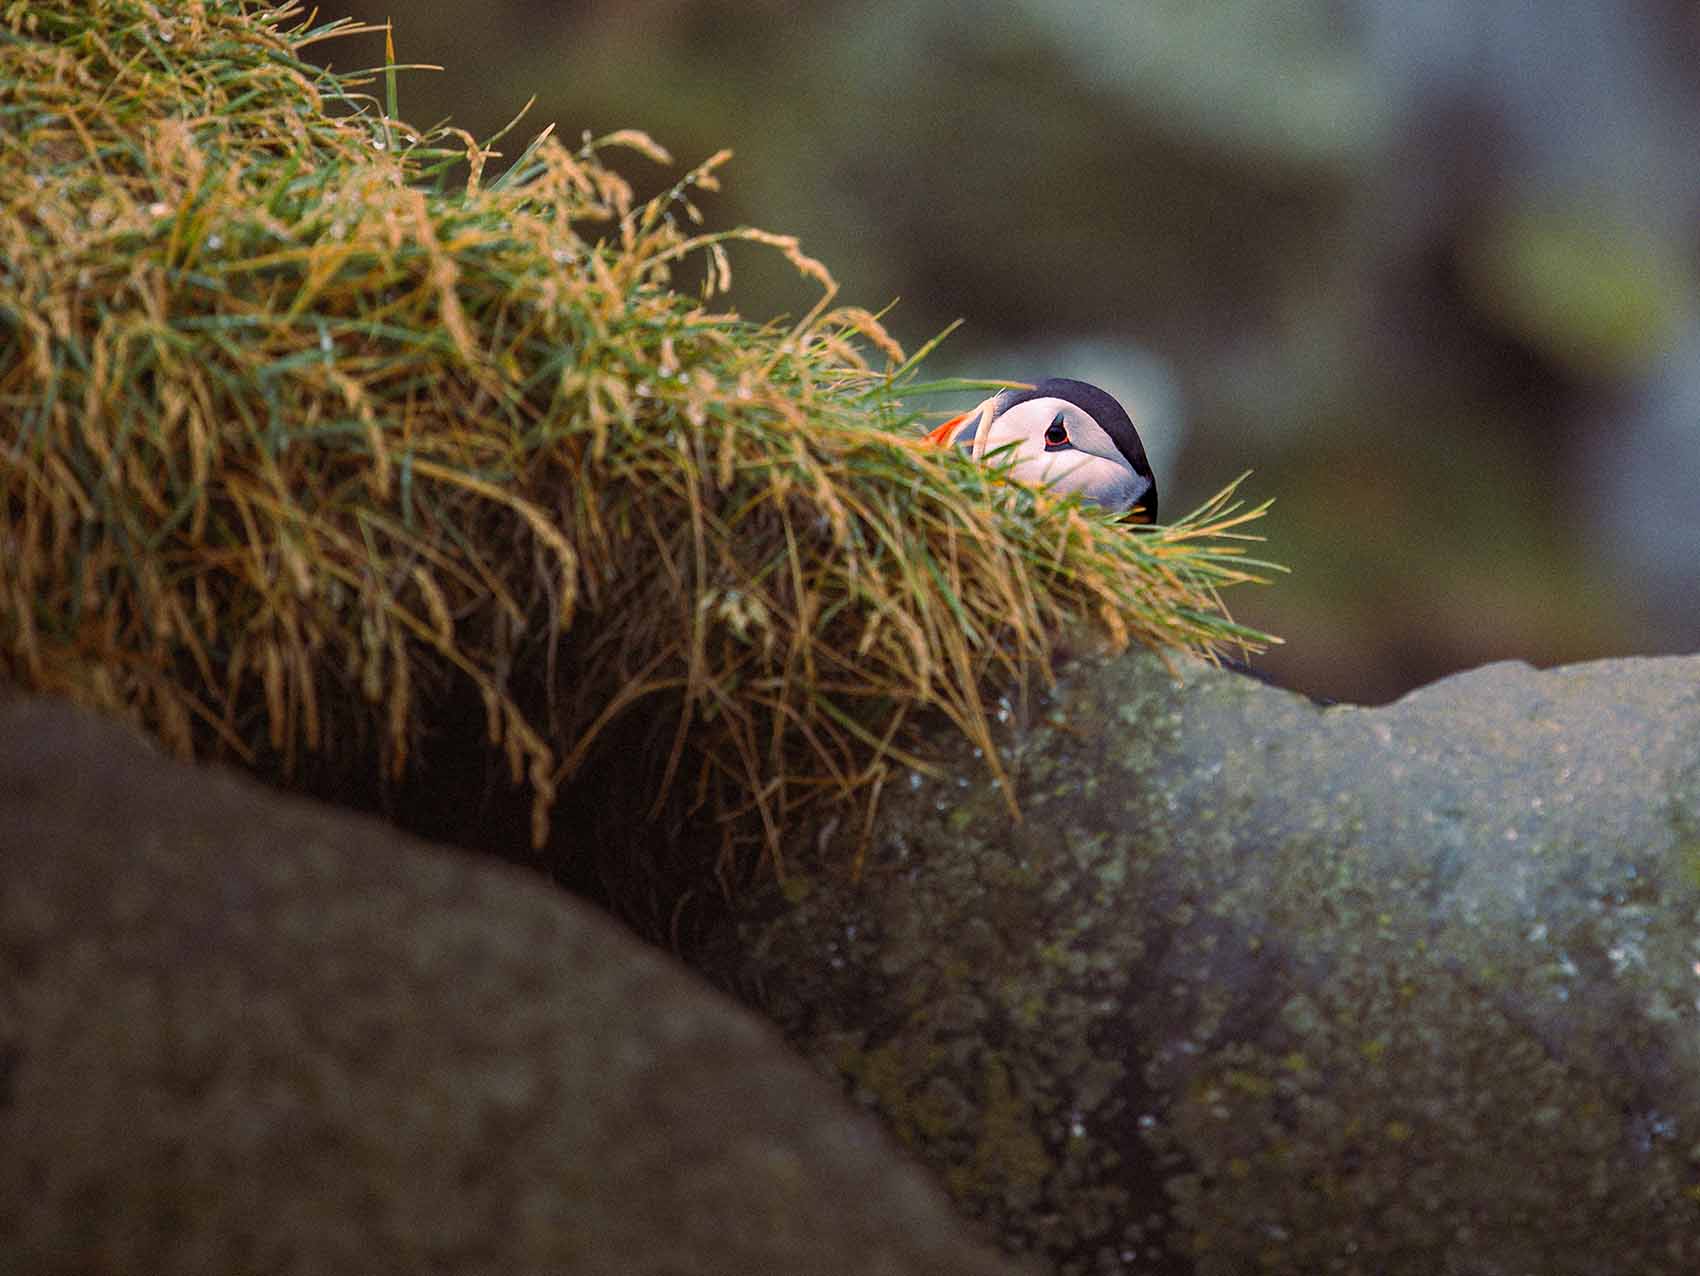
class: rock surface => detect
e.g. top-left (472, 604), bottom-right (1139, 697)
top-left (0, 698), bottom-right (1028, 1276)
top-left (718, 652), bottom-right (1700, 1274)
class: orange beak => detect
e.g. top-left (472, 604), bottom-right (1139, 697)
top-left (923, 412), bottom-right (971, 447)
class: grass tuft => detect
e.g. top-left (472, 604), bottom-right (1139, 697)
top-left (1, 2), bottom-right (1280, 913)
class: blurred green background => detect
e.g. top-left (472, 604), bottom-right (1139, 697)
top-left (310, 0), bottom-right (1700, 703)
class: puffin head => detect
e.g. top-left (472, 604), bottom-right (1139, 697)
top-left (924, 377), bottom-right (1158, 523)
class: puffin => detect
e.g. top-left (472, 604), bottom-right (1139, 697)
top-left (923, 377), bottom-right (1158, 523)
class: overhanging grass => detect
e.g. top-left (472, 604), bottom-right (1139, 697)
top-left (0, 1), bottom-right (1280, 901)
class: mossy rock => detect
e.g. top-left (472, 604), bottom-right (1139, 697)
top-left (0, 694), bottom-right (1030, 1276)
top-left (717, 649), bottom-right (1700, 1273)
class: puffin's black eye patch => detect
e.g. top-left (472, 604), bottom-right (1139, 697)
top-left (1043, 414), bottom-right (1070, 450)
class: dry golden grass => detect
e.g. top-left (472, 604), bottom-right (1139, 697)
top-left (0, 2), bottom-right (1279, 903)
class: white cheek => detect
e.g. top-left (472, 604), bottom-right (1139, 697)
top-left (982, 418), bottom-right (1053, 465)
top-left (1009, 454), bottom-right (1151, 511)
top-left (977, 401), bottom-right (1152, 512)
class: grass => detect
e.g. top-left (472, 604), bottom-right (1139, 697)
top-left (0, 1), bottom-right (1280, 918)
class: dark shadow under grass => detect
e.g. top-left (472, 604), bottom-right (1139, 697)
top-left (0, 1), bottom-right (1281, 938)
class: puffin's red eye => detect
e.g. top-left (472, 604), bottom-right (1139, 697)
top-left (1043, 414), bottom-right (1069, 449)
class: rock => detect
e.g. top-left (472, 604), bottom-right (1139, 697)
top-left (716, 651), bottom-right (1700, 1274)
top-left (0, 698), bottom-right (1028, 1276)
